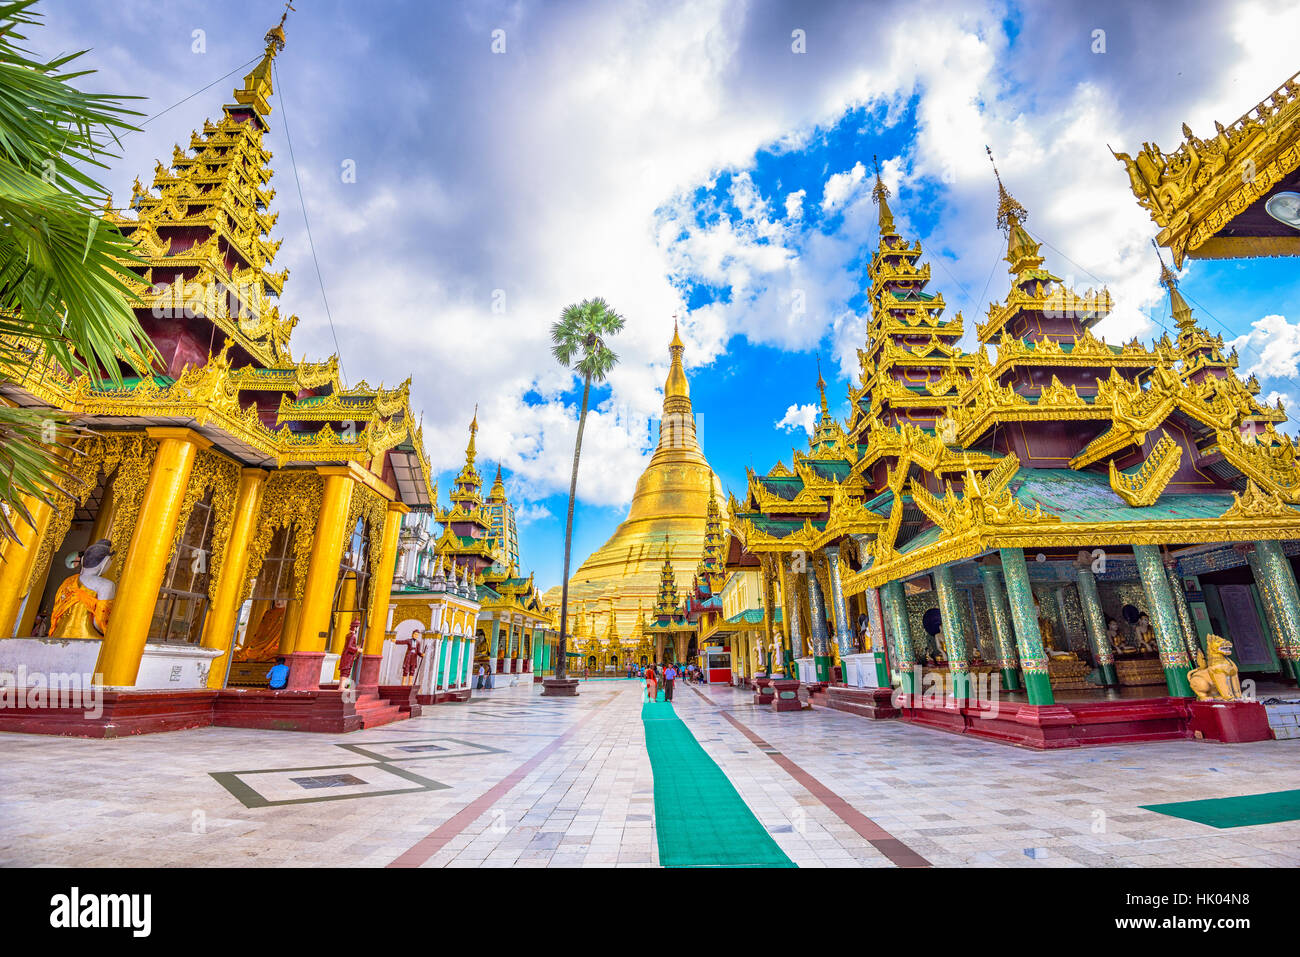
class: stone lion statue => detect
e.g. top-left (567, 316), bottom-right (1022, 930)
top-left (1187, 634), bottom-right (1242, 702)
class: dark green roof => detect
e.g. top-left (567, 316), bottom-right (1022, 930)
top-left (725, 608), bottom-right (783, 625)
top-left (1009, 468), bottom-right (1251, 523)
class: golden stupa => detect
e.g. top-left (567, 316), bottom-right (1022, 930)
top-left (543, 322), bottom-right (726, 636)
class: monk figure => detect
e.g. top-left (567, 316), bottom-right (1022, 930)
top-left (395, 628), bottom-right (425, 685)
top-left (49, 539), bottom-right (115, 640)
top-left (337, 618), bottom-right (363, 684)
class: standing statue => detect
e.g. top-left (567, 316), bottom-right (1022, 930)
top-left (857, 613), bottom-right (872, 652)
top-left (395, 628), bottom-right (425, 685)
top-left (49, 539), bottom-right (115, 639)
top-left (337, 618), bottom-right (363, 684)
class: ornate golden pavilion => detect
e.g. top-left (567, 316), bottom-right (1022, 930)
top-left (543, 323), bottom-right (726, 643)
top-left (419, 413), bottom-right (556, 678)
top-left (0, 19), bottom-right (439, 734)
top-left (728, 143), bottom-right (1300, 747)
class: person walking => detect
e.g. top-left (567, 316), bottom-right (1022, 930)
top-left (663, 662), bottom-right (677, 702)
top-left (645, 664), bottom-right (657, 703)
top-left (476, 664), bottom-right (485, 690)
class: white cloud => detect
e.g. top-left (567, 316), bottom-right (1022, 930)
top-left (820, 161), bottom-right (866, 212)
top-left (784, 189), bottom-right (806, 220)
top-left (775, 403), bottom-right (817, 435)
top-left (40, 0), bottom-right (1300, 519)
top-left (1229, 314), bottom-right (1300, 381)
top-left (515, 503), bottom-right (553, 527)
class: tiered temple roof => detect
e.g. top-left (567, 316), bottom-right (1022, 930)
top-left (731, 150), bottom-right (1300, 592)
top-left (0, 18), bottom-right (435, 505)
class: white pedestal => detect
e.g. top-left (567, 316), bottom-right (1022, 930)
top-left (135, 643), bottom-right (224, 689)
top-left (0, 637), bottom-right (102, 681)
top-left (844, 652), bottom-right (883, 688)
top-left (319, 653), bottom-right (340, 685)
top-left (796, 656), bottom-right (816, 684)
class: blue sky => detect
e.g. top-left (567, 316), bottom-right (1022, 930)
top-left (37, 0), bottom-right (1300, 592)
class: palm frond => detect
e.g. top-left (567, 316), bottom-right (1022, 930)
top-left (0, 0), bottom-right (154, 543)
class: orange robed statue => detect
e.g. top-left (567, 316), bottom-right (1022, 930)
top-left (49, 539), bottom-right (115, 640)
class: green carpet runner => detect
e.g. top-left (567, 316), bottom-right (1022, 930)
top-left (1142, 789), bottom-right (1300, 828)
top-left (641, 699), bottom-right (795, 868)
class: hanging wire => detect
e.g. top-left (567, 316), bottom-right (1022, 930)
top-left (273, 59), bottom-right (347, 384)
top-left (125, 56), bottom-right (262, 135)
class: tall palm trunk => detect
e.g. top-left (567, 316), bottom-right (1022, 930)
top-left (556, 372), bottom-right (592, 680)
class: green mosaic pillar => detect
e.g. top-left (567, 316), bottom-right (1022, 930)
top-left (1249, 541), bottom-right (1300, 681)
top-left (1165, 560), bottom-right (1201, 662)
top-left (998, 548), bottom-right (1054, 705)
top-left (1132, 544), bottom-right (1193, 697)
top-left (439, 637), bottom-right (452, 689)
top-left (784, 557), bottom-right (802, 676)
top-left (881, 579), bottom-right (916, 695)
top-left (933, 564), bottom-right (971, 703)
top-left (979, 563), bottom-right (1021, 692)
top-left (825, 549), bottom-right (856, 664)
top-left (806, 566), bottom-right (833, 683)
top-left (488, 619), bottom-right (500, 661)
top-left (462, 638), bottom-right (472, 685)
top-left (1074, 564), bottom-right (1117, 686)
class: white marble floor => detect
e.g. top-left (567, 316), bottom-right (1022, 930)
top-left (0, 678), bottom-right (1296, 867)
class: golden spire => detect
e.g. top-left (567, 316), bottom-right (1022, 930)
top-left (872, 155), bottom-right (896, 235)
top-left (465, 405), bottom-right (478, 467)
top-left (488, 463), bottom-right (506, 503)
top-left (986, 145), bottom-right (1043, 275)
top-left (1156, 243), bottom-right (1196, 338)
top-left (663, 317), bottom-right (691, 415)
top-left (816, 353), bottom-right (830, 418)
top-left (234, 4), bottom-right (293, 117)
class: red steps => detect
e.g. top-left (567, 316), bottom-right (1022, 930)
top-left (352, 692), bottom-right (404, 729)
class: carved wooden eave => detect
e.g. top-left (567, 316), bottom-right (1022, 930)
top-left (1109, 433), bottom-right (1182, 506)
top-left (1117, 69), bottom-right (1300, 267)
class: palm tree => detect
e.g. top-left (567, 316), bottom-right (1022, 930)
top-left (0, 0), bottom-right (155, 542)
top-left (548, 297), bottom-right (623, 686)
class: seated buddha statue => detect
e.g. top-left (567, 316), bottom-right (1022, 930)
top-left (234, 601), bottom-right (287, 661)
top-left (49, 539), bottom-right (115, 640)
top-left (1133, 613), bottom-right (1157, 653)
top-left (1036, 605), bottom-right (1078, 660)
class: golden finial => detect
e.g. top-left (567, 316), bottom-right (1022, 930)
top-left (986, 145), bottom-right (1028, 233)
top-left (1154, 240), bottom-right (1195, 336)
top-left (267, 1), bottom-right (293, 51)
top-left (464, 404), bottom-right (479, 467)
top-left (871, 155), bottom-right (896, 234)
top-left (815, 353), bottom-right (829, 416)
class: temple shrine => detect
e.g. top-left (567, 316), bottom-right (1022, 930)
top-left (421, 413), bottom-right (556, 681)
top-left (0, 18), bottom-right (454, 735)
top-left (725, 133), bottom-right (1300, 747)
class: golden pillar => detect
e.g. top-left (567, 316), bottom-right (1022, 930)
top-left (0, 492), bottom-right (56, 639)
top-left (201, 468), bottom-right (268, 688)
top-left (278, 596), bottom-right (303, 654)
top-left (96, 428), bottom-right (210, 686)
top-left (364, 502), bottom-right (407, 656)
top-left (295, 468), bottom-right (356, 653)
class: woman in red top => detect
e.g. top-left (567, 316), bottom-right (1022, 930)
top-left (645, 665), bottom-right (657, 703)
